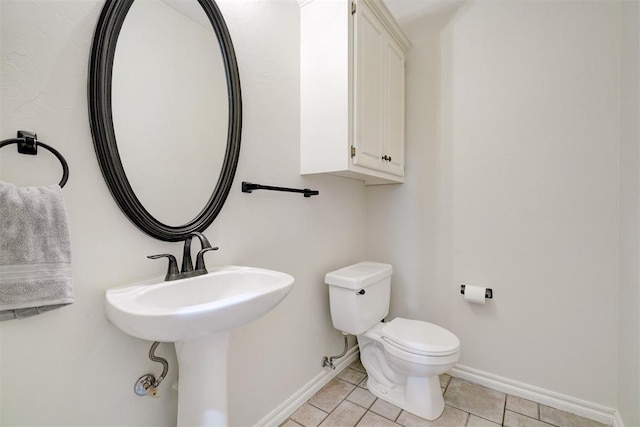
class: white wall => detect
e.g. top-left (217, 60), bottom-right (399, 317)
top-left (618, 1), bottom-right (640, 425)
top-left (368, 0), bottom-right (621, 409)
top-left (0, 1), bottom-right (367, 425)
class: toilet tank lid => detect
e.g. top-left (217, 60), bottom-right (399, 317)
top-left (325, 262), bottom-right (392, 289)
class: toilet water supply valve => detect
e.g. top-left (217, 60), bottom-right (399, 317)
top-left (134, 342), bottom-right (169, 397)
top-left (322, 334), bottom-right (349, 370)
top-left (134, 374), bottom-right (161, 398)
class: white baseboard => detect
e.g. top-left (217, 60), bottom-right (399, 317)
top-left (255, 346), bottom-right (360, 427)
top-left (613, 411), bottom-right (626, 427)
top-left (450, 364), bottom-right (616, 426)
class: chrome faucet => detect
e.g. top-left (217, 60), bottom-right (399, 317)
top-left (148, 232), bottom-right (218, 281)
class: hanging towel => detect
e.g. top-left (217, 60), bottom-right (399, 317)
top-left (0, 181), bottom-right (73, 320)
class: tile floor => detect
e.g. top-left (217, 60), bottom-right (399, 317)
top-left (281, 359), bottom-right (609, 427)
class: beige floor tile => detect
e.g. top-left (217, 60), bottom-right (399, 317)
top-left (357, 411), bottom-right (401, 427)
top-left (359, 375), bottom-right (369, 390)
top-left (439, 374), bottom-right (451, 389)
top-left (504, 410), bottom-right (554, 427)
top-left (396, 405), bottom-right (468, 427)
top-left (467, 414), bottom-right (501, 426)
top-left (319, 401), bottom-right (367, 427)
top-left (444, 378), bottom-right (506, 424)
top-left (309, 378), bottom-right (356, 413)
top-left (350, 359), bottom-right (367, 373)
top-left (506, 396), bottom-right (538, 419)
top-left (281, 420), bottom-right (304, 427)
top-left (370, 398), bottom-right (402, 421)
top-left (347, 387), bottom-right (377, 409)
top-left (290, 403), bottom-right (328, 427)
top-left (539, 405), bottom-right (608, 427)
top-left (339, 367), bottom-right (368, 385)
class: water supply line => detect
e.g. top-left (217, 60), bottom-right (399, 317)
top-left (321, 333), bottom-right (349, 370)
top-left (134, 341), bottom-right (169, 397)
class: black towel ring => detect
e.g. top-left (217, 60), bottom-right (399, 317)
top-left (0, 131), bottom-right (69, 188)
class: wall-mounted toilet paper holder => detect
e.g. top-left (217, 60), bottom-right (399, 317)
top-left (460, 285), bottom-right (493, 299)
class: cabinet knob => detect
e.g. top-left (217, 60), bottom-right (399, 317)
top-left (388, 156), bottom-right (392, 161)
top-left (381, 155), bottom-right (389, 161)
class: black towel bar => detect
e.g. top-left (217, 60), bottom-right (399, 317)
top-left (241, 181), bottom-right (319, 198)
top-left (0, 131), bottom-right (69, 188)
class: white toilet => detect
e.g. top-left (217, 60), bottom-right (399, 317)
top-left (325, 262), bottom-right (460, 421)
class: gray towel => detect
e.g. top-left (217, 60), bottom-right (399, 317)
top-left (0, 181), bottom-right (73, 320)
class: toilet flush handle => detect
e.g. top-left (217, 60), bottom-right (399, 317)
top-left (357, 289), bottom-right (365, 295)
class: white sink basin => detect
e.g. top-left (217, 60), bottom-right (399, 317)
top-left (106, 265), bottom-right (294, 342)
top-left (104, 265), bottom-right (294, 427)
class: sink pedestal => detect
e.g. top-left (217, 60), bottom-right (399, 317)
top-left (175, 332), bottom-right (230, 427)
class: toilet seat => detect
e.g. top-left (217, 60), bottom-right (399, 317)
top-left (381, 318), bottom-right (460, 357)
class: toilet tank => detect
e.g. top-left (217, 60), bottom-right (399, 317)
top-left (325, 262), bottom-right (392, 335)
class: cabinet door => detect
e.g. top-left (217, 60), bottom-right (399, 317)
top-left (353, 0), bottom-right (385, 172)
top-left (384, 37), bottom-right (405, 177)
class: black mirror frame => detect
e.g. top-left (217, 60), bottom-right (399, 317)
top-left (88, 0), bottom-right (242, 242)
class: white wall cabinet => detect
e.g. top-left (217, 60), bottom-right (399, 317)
top-left (300, 0), bottom-right (410, 184)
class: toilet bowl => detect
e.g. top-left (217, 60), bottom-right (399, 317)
top-left (358, 319), bottom-right (460, 420)
top-left (325, 262), bottom-right (460, 421)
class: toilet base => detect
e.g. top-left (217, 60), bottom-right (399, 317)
top-left (366, 372), bottom-right (445, 421)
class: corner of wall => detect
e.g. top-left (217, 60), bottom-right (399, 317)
top-left (617, 1), bottom-right (640, 426)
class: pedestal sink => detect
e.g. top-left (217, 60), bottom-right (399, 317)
top-left (105, 265), bottom-right (294, 426)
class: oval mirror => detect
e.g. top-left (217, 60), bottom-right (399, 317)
top-left (88, 0), bottom-right (242, 242)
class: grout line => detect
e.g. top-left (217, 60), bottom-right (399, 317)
top-left (319, 404), bottom-right (330, 427)
top-left (353, 405), bottom-right (367, 426)
top-left (469, 413), bottom-right (502, 426)
top-left (393, 407), bottom-right (401, 423)
top-left (502, 394), bottom-right (507, 425)
top-left (443, 374), bottom-right (453, 395)
top-left (507, 410), bottom-right (555, 427)
top-left (305, 400), bottom-right (328, 413)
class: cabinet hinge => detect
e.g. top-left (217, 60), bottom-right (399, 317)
top-left (350, 145), bottom-right (356, 158)
top-left (351, 1), bottom-right (356, 15)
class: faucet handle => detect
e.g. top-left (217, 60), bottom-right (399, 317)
top-left (147, 254), bottom-right (179, 281)
top-left (195, 246), bottom-right (219, 272)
